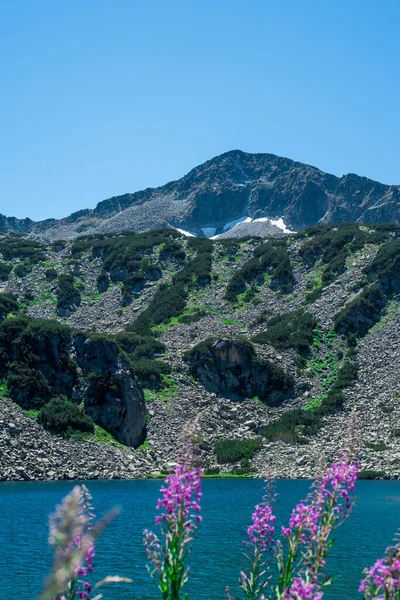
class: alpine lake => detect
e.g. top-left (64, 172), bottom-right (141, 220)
top-left (1, 478), bottom-right (399, 599)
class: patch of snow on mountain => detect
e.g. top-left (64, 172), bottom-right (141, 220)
top-left (269, 218), bottom-right (294, 233)
top-left (176, 228), bottom-right (196, 237)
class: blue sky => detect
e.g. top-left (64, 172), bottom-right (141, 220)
top-left (1, 0), bottom-right (399, 221)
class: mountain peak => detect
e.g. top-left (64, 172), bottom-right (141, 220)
top-left (1, 151), bottom-right (399, 240)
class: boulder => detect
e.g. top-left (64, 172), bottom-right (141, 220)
top-left (184, 337), bottom-right (294, 404)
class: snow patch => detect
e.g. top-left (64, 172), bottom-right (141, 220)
top-left (175, 228), bottom-right (196, 237)
top-left (269, 218), bottom-right (293, 233)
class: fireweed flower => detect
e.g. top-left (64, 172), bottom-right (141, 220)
top-left (37, 485), bottom-right (98, 600)
top-left (227, 476), bottom-right (277, 600)
top-left (279, 459), bottom-right (359, 596)
top-left (144, 417), bottom-right (203, 600)
top-left (282, 577), bottom-right (323, 600)
top-left (277, 422), bottom-right (359, 599)
top-left (359, 538), bottom-right (400, 599)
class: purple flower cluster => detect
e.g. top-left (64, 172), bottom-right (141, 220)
top-left (286, 503), bottom-right (321, 539)
top-left (143, 418), bottom-right (203, 597)
top-left (74, 536), bottom-right (95, 599)
top-left (282, 460), bottom-right (359, 541)
top-left (359, 547), bottom-right (400, 598)
top-left (319, 460), bottom-right (358, 509)
top-left (282, 577), bottom-right (323, 599)
top-left (246, 504), bottom-right (276, 550)
top-left (155, 463), bottom-right (202, 527)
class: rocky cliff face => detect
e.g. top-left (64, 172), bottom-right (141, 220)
top-left (1, 150), bottom-right (399, 239)
top-left (0, 320), bottom-right (146, 447)
top-left (184, 337), bottom-right (294, 404)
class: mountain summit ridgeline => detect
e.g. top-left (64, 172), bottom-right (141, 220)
top-left (1, 150), bottom-right (399, 239)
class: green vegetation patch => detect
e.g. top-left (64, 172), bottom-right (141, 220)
top-left (214, 438), bottom-right (262, 464)
top-left (0, 293), bottom-right (19, 320)
top-left (0, 315), bottom-right (75, 408)
top-left (128, 239), bottom-right (213, 336)
top-left (225, 240), bottom-right (294, 302)
top-left (253, 310), bottom-right (318, 355)
top-left (14, 262), bottom-right (33, 278)
top-left (0, 261), bottom-right (12, 282)
top-left (56, 273), bottom-right (82, 312)
top-left (260, 359), bottom-right (358, 443)
top-left (334, 284), bottom-right (386, 342)
top-left (0, 234), bottom-right (46, 263)
top-left (334, 237), bottom-right (400, 342)
top-left (38, 396), bottom-right (94, 436)
top-left (299, 223), bottom-right (399, 304)
top-left (358, 470), bottom-right (387, 480)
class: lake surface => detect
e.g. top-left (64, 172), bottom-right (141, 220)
top-left (1, 479), bottom-right (399, 599)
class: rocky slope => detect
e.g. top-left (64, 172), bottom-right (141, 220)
top-left (0, 223), bottom-right (399, 481)
top-left (0, 150), bottom-right (399, 240)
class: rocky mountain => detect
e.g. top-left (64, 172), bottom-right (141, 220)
top-left (0, 222), bottom-right (399, 482)
top-left (1, 150), bottom-right (399, 240)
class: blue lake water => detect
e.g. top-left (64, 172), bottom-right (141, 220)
top-left (1, 479), bottom-right (399, 600)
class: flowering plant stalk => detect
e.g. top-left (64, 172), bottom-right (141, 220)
top-left (227, 478), bottom-right (277, 600)
top-left (37, 485), bottom-right (97, 600)
top-left (229, 416), bottom-right (360, 600)
top-left (38, 485), bottom-right (124, 600)
top-left (277, 457), bottom-right (359, 599)
top-left (144, 418), bottom-right (203, 600)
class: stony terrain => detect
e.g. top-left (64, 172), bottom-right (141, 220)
top-left (0, 150), bottom-right (399, 239)
top-left (0, 222), bottom-right (399, 482)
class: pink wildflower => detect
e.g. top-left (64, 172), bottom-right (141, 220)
top-left (246, 504), bottom-right (276, 550)
top-left (282, 577), bottom-right (323, 599)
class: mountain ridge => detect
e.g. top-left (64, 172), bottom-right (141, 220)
top-left (2, 150), bottom-right (399, 239)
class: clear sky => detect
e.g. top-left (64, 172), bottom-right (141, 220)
top-left (1, 0), bottom-right (399, 221)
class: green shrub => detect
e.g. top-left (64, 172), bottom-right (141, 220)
top-left (260, 359), bottom-right (358, 442)
top-left (205, 467), bottom-right (220, 475)
top-left (130, 358), bottom-right (171, 380)
top-left (304, 286), bottom-right (323, 304)
top-left (71, 230), bottom-right (183, 284)
top-left (0, 316), bottom-right (74, 408)
top-left (214, 438), bottom-right (262, 464)
top-left (253, 310), bottom-right (318, 354)
top-left (160, 240), bottom-right (186, 261)
top-left (127, 236), bottom-right (213, 334)
top-left (97, 271), bottom-right (110, 293)
top-left (365, 442), bottom-right (390, 452)
top-left (45, 268), bottom-right (58, 281)
top-left (225, 240), bottom-right (294, 302)
top-left (38, 396), bottom-right (94, 435)
top-left (358, 470), bottom-right (387, 480)
top-left (0, 293), bottom-right (19, 318)
top-left (57, 273), bottom-right (81, 310)
top-left (51, 240), bottom-right (67, 252)
top-left (14, 262), bottom-right (33, 278)
top-left (0, 235), bottom-right (46, 263)
top-left (0, 261), bottom-right (12, 281)
top-left (179, 309), bottom-right (207, 324)
top-left (334, 285), bottom-right (386, 340)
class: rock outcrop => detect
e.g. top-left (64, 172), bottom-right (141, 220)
top-left (0, 322), bottom-right (147, 447)
top-left (184, 337), bottom-right (294, 404)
